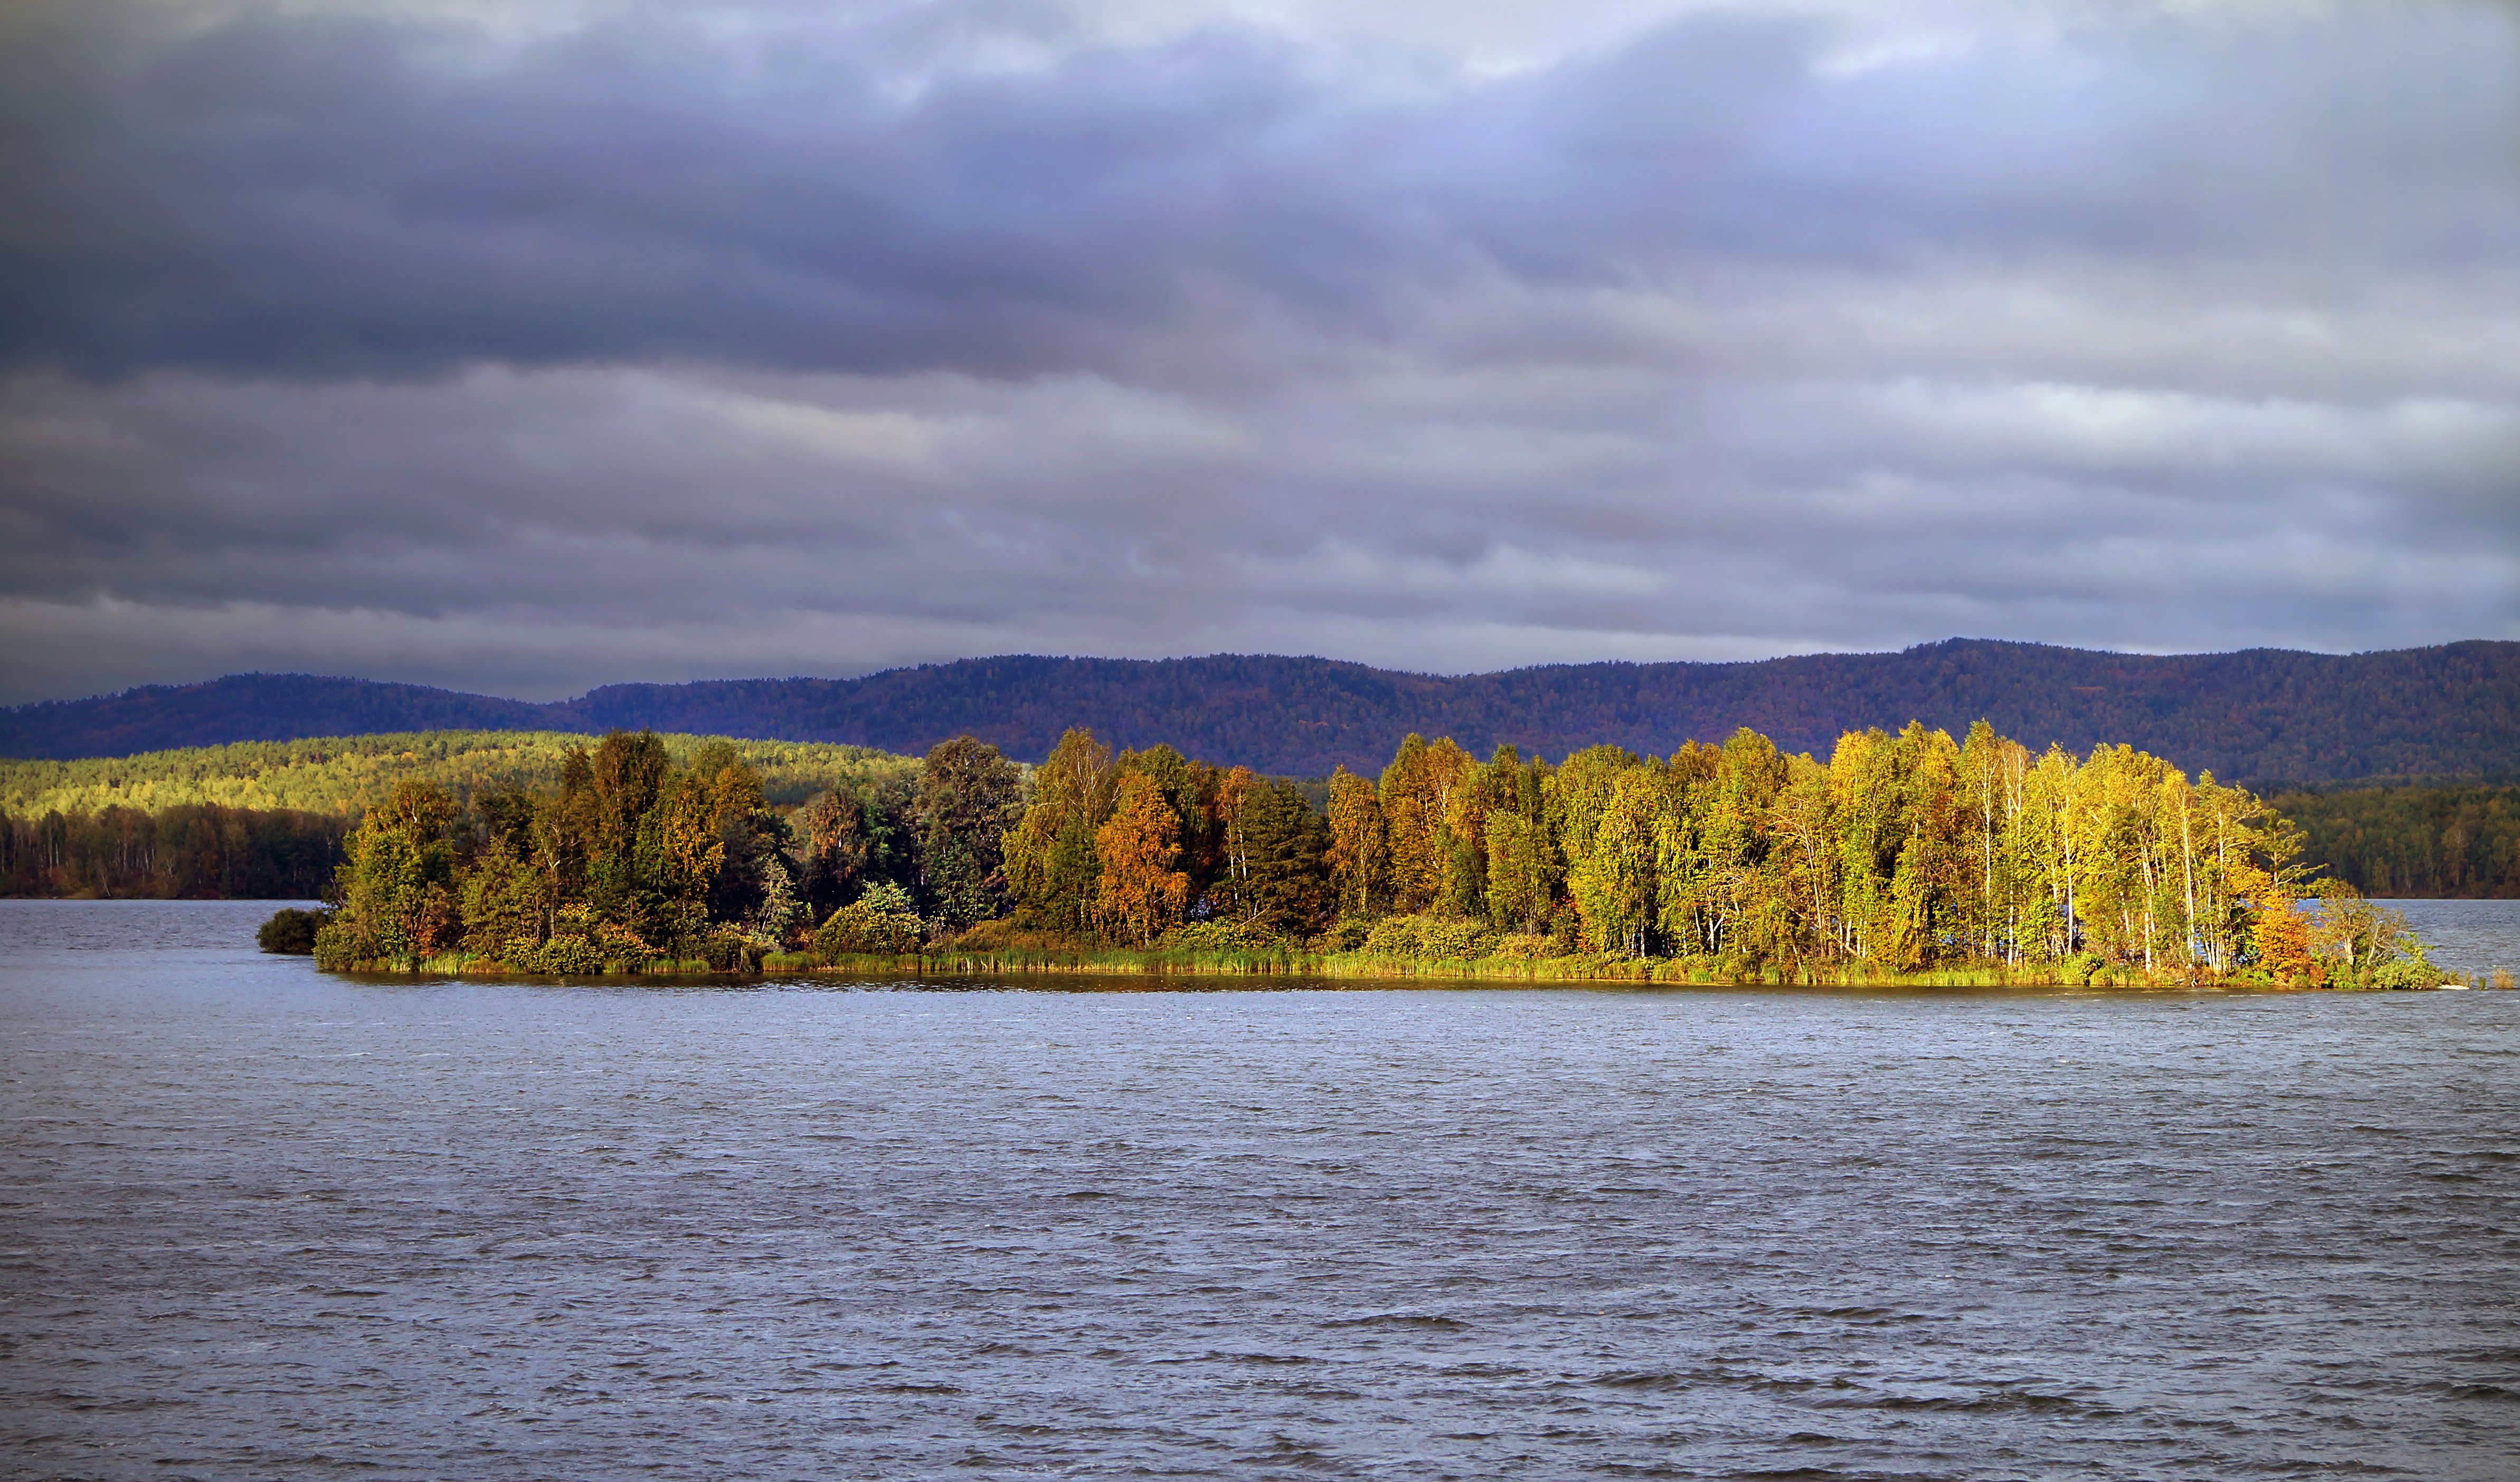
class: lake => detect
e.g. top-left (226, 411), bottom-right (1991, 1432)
top-left (3, 900), bottom-right (2516, 1479)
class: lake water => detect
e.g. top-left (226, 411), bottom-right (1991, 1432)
top-left (3, 900), bottom-right (2516, 1480)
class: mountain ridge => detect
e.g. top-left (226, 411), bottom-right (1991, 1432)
top-left (4, 639), bottom-right (2514, 786)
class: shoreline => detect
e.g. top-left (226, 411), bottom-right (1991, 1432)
top-left (321, 946), bottom-right (2477, 992)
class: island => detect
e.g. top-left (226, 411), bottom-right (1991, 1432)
top-left (273, 722), bottom-right (2461, 991)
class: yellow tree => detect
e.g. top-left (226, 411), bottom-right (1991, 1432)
top-left (1883, 724), bottom-right (1963, 971)
top-left (2014, 744), bottom-right (2080, 961)
top-left (1326, 766), bottom-right (1389, 918)
top-left (636, 769), bottom-right (728, 954)
top-left (1768, 752), bottom-right (1839, 963)
top-left (1825, 729), bottom-right (1903, 961)
top-left (1379, 735), bottom-right (1473, 914)
top-left (1568, 765), bottom-right (1669, 955)
top-left (1706, 729), bottom-right (1793, 962)
top-left (1002, 727), bottom-right (1115, 934)
top-left (2230, 857), bottom-right (2313, 982)
top-left (1094, 772), bottom-right (1189, 945)
top-left (1957, 720), bottom-right (2030, 962)
top-left (1437, 748), bottom-right (1513, 919)
top-left (1484, 750), bottom-right (1559, 934)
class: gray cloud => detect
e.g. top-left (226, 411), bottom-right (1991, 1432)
top-left (0, 0), bottom-right (2515, 702)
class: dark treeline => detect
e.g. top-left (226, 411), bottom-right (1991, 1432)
top-left (0, 805), bottom-right (346, 898)
top-left (10, 639), bottom-right (2516, 785)
top-left (314, 722), bottom-right (2442, 987)
top-left (2278, 783), bottom-right (2520, 898)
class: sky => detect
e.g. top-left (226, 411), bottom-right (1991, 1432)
top-left (1, 0), bottom-right (2514, 704)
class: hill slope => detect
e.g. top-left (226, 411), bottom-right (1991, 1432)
top-left (4, 639), bottom-right (2514, 785)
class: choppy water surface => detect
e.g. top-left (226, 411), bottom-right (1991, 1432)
top-left (3, 901), bottom-right (2517, 1481)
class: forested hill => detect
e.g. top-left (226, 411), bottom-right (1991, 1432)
top-left (4, 639), bottom-right (2514, 785)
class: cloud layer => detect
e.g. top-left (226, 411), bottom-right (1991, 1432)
top-left (2, 0), bottom-right (2514, 701)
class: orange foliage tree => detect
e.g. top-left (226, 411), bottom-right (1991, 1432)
top-left (1093, 772), bottom-right (1189, 945)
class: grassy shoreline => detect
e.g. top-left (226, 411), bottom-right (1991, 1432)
top-left (328, 945), bottom-right (2474, 991)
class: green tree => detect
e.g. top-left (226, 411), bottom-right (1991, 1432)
top-left (916, 736), bottom-right (1025, 931)
top-left (1213, 773), bottom-right (1332, 937)
top-left (1484, 749), bottom-right (1560, 934)
top-left (1004, 728), bottom-right (1116, 933)
top-left (319, 778), bottom-right (459, 967)
top-left (1566, 762), bottom-right (1668, 955)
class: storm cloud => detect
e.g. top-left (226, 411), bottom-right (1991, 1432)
top-left (1, 0), bottom-right (2514, 701)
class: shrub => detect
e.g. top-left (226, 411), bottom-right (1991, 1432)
top-left (1314, 916), bottom-right (1372, 953)
top-left (815, 899), bottom-right (923, 955)
top-left (1361, 913), bottom-right (1496, 961)
top-left (947, 916), bottom-right (1027, 951)
top-left (697, 930), bottom-right (753, 972)
top-left (2061, 953), bottom-right (2106, 986)
top-left (592, 923), bottom-right (653, 971)
top-left (311, 917), bottom-right (366, 971)
top-left (257, 906), bottom-right (327, 955)
top-left (2370, 954), bottom-right (2446, 991)
top-left (510, 935), bottom-right (605, 975)
top-left (1488, 932), bottom-right (1561, 961)
top-left (1415, 916), bottom-right (1496, 960)
top-left (1159, 918), bottom-right (1283, 954)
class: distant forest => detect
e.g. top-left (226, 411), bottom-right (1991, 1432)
top-left (4, 639), bottom-right (2514, 786)
top-left (2270, 783), bottom-right (2520, 899)
top-left (1, 805), bottom-right (346, 900)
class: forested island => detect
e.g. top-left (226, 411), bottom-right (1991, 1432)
top-left (265, 721), bottom-right (2466, 991)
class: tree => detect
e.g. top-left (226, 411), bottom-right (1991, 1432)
top-left (793, 788), bottom-right (872, 917)
top-left (459, 835), bottom-right (546, 957)
top-left (1379, 734), bottom-right (1473, 914)
top-left (2309, 880), bottom-right (2413, 978)
top-left (1325, 767), bottom-right (1389, 918)
top-left (1484, 749), bottom-right (1560, 934)
top-left (1003, 727), bottom-right (1117, 933)
top-left (687, 740), bottom-right (779, 929)
top-left (1213, 774), bottom-right (1332, 937)
top-left (1567, 764), bottom-right (1668, 955)
top-left (916, 736), bottom-right (1025, 931)
top-left (1095, 772), bottom-right (1190, 945)
top-left (634, 769), bottom-right (728, 954)
top-left (584, 730), bottom-right (670, 935)
top-left (319, 778), bottom-right (459, 967)
top-left (2233, 858), bottom-right (2314, 981)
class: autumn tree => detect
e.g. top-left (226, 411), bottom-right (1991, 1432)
top-left (1094, 771), bottom-right (1190, 945)
top-left (1556, 749), bottom-right (1661, 954)
top-left (1326, 766), bottom-right (1389, 918)
top-left (1379, 734), bottom-right (1474, 915)
top-left (1002, 728), bottom-right (1116, 934)
top-left (1483, 748), bottom-right (1560, 934)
